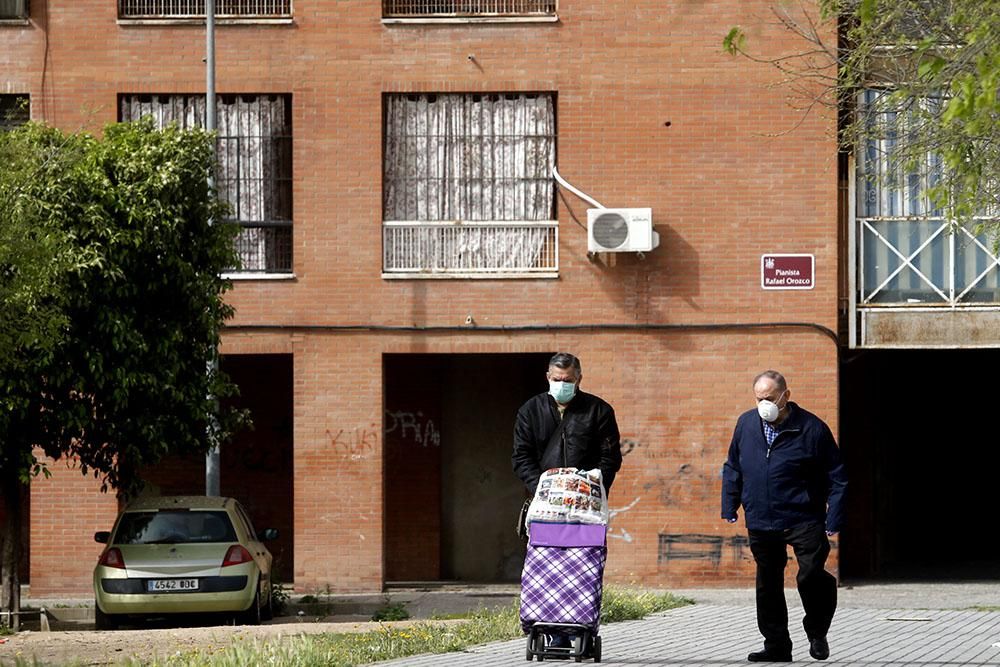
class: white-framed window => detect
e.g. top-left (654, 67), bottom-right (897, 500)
top-left (382, 0), bottom-right (556, 20)
top-left (118, 0), bottom-right (291, 20)
top-left (856, 89), bottom-right (1000, 306)
top-left (120, 94), bottom-right (293, 274)
top-left (382, 92), bottom-right (557, 278)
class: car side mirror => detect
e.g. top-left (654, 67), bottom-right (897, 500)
top-left (261, 528), bottom-right (279, 542)
top-left (94, 531), bottom-right (111, 544)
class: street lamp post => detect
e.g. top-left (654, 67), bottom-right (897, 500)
top-left (204, 0), bottom-right (220, 497)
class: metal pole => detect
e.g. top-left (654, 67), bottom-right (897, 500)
top-left (205, 0), bottom-right (221, 497)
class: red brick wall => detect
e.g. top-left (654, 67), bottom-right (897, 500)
top-left (28, 456), bottom-right (119, 597)
top-left (11, 1), bottom-right (840, 594)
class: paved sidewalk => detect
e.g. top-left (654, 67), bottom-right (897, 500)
top-left (381, 602), bottom-right (1000, 666)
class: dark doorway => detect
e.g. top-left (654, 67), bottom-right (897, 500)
top-left (383, 353), bottom-right (551, 584)
top-left (840, 349), bottom-right (1000, 581)
top-left (140, 354), bottom-right (294, 582)
top-left (220, 354), bottom-right (294, 583)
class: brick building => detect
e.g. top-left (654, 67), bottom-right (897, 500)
top-left (11, 1), bottom-right (992, 599)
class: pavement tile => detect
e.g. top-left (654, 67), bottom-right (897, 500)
top-left (380, 604), bottom-right (1000, 666)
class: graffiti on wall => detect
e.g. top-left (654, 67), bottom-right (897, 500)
top-left (607, 497), bottom-right (641, 542)
top-left (385, 410), bottom-right (441, 447)
top-left (621, 438), bottom-right (642, 457)
top-left (658, 533), bottom-right (838, 566)
top-left (327, 426), bottom-right (379, 459)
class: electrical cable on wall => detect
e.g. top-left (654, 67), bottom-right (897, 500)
top-left (552, 166), bottom-right (606, 210)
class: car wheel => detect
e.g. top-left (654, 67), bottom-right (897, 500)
top-left (237, 586), bottom-right (262, 626)
top-left (94, 602), bottom-right (119, 631)
top-left (261, 584), bottom-right (274, 622)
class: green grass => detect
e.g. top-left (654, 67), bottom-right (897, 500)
top-left (120, 587), bottom-right (692, 666)
top-left (967, 605), bottom-right (1000, 612)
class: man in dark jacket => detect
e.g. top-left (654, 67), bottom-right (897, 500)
top-left (721, 370), bottom-right (847, 663)
top-left (513, 352), bottom-right (622, 497)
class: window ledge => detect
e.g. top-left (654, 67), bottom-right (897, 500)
top-left (382, 272), bottom-right (558, 280)
top-left (117, 17), bottom-right (293, 26)
top-left (0, 18), bottom-right (30, 26)
top-left (223, 272), bottom-right (296, 281)
top-left (382, 15), bottom-right (558, 24)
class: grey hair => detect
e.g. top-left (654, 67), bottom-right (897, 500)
top-left (753, 370), bottom-right (787, 392)
top-left (549, 352), bottom-right (582, 376)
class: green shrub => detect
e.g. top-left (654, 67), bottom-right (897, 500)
top-left (371, 601), bottom-right (410, 622)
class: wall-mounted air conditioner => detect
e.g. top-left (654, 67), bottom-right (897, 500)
top-left (587, 208), bottom-right (659, 253)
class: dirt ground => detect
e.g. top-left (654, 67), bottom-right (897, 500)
top-left (0, 617), bottom-right (464, 666)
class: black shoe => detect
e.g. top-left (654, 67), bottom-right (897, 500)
top-left (809, 636), bottom-right (829, 660)
top-left (748, 649), bottom-right (793, 662)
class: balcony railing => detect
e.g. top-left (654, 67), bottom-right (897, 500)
top-left (382, 0), bottom-right (556, 19)
top-left (383, 220), bottom-right (558, 278)
top-left (119, 0), bottom-right (291, 19)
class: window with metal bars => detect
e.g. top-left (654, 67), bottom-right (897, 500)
top-left (0, 95), bottom-right (29, 130)
top-left (856, 89), bottom-right (1000, 305)
top-left (382, 0), bottom-right (556, 18)
top-left (0, 0), bottom-right (27, 19)
top-left (120, 94), bottom-right (293, 274)
top-left (382, 92), bottom-right (558, 276)
top-left (118, 0), bottom-right (291, 19)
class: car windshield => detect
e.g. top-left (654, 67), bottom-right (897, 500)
top-left (113, 510), bottom-right (238, 545)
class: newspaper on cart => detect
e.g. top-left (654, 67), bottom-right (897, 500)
top-left (525, 467), bottom-right (609, 526)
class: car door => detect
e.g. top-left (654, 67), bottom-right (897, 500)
top-left (233, 502), bottom-right (271, 594)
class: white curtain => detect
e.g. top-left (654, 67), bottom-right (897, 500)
top-left (120, 94), bottom-right (291, 272)
top-left (384, 93), bottom-right (555, 222)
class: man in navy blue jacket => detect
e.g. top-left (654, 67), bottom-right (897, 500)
top-left (721, 370), bottom-right (847, 663)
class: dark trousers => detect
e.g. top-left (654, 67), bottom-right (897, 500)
top-left (748, 521), bottom-right (837, 653)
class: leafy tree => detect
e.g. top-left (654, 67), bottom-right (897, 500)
top-left (724, 0), bottom-right (1000, 226)
top-left (0, 119), bottom-right (243, 627)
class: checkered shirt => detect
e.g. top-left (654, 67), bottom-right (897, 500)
top-left (762, 418), bottom-right (780, 446)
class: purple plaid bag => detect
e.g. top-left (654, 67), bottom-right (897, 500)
top-left (519, 523), bottom-right (607, 633)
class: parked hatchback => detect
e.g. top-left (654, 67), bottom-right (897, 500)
top-left (93, 495), bottom-right (277, 629)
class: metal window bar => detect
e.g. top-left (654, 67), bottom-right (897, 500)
top-left (118, 0), bottom-right (291, 18)
top-left (119, 94), bottom-right (292, 273)
top-left (382, 93), bottom-right (556, 275)
top-left (382, 0), bottom-right (555, 17)
top-left (383, 220), bottom-right (557, 274)
top-left (855, 89), bottom-right (1000, 306)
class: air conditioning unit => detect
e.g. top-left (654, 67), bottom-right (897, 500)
top-left (587, 208), bottom-right (659, 253)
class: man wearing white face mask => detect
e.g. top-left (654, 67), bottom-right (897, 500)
top-left (721, 370), bottom-right (847, 663)
top-left (512, 352), bottom-right (622, 498)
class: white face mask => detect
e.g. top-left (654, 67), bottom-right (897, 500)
top-left (757, 400), bottom-right (780, 423)
top-left (548, 380), bottom-right (577, 404)
top-left (757, 391), bottom-right (787, 423)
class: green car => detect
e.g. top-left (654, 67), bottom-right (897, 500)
top-left (93, 495), bottom-right (277, 630)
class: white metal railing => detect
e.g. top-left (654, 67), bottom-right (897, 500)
top-left (382, 0), bottom-right (556, 17)
top-left (118, 0), bottom-right (291, 18)
top-left (859, 216), bottom-right (1000, 306)
top-left (383, 220), bottom-right (558, 277)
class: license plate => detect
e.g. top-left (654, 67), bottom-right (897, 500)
top-left (147, 578), bottom-right (199, 592)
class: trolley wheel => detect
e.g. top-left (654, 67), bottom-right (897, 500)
top-left (593, 636), bottom-right (602, 663)
top-left (573, 635), bottom-right (584, 662)
top-left (526, 634), bottom-right (534, 661)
